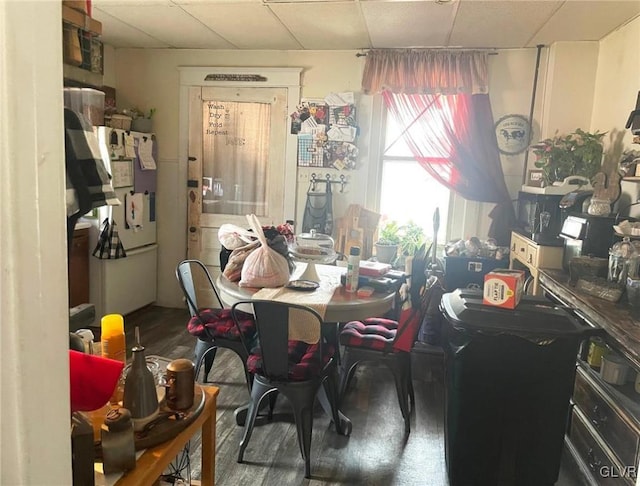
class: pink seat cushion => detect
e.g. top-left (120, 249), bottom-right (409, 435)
top-left (247, 341), bottom-right (335, 381)
top-left (339, 317), bottom-right (398, 352)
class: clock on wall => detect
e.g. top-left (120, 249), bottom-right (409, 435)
top-left (494, 114), bottom-right (531, 155)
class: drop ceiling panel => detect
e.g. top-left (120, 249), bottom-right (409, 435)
top-left (92, 8), bottom-right (171, 48)
top-left (362, 1), bottom-right (456, 48)
top-left (268, 2), bottom-right (370, 49)
top-left (96, 4), bottom-right (235, 48)
top-left (181, 3), bottom-right (303, 49)
top-left (450, 1), bottom-right (561, 48)
top-left (531, 1), bottom-right (640, 45)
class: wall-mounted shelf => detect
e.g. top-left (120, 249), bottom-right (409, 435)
top-left (62, 3), bottom-right (103, 87)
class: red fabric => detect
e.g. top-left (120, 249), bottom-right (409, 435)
top-left (392, 306), bottom-right (423, 353)
top-left (69, 350), bottom-right (124, 412)
top-left (187, 307), bottom-right (255, 340)
top-left (247, 341), bottom-right (335, 381)
top-left (339, 318), bottom-right (398, 352)
top-left (381, 90), bottom-right (515, 245)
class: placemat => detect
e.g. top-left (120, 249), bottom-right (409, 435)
top-left (253, 266), bottom-right (341, 342)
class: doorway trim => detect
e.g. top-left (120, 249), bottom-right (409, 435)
top-left (178, 67), bottom-right (302, 223)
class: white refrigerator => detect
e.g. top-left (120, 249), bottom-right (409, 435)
top-left (89, 127), bottom-right (158, 318)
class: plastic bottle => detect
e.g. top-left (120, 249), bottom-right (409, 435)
top-left (101, 407), bottom-right (136, 474)
top-left (101, 314), bottom-right (126, 363)
top-left (345, 246), bottom-right (361, 293)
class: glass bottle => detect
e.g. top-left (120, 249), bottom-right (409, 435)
top-left (608, 237), bottom-right (637, 285)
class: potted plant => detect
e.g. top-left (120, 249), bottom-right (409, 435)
top-left (530, 128), bottom-right (606, 186)
top-left (129, 107), bottom-right (156, 133)
top-left (375, 221), bottom-right (401, 264)
top-left (398, 221), bottom-right (427, 257)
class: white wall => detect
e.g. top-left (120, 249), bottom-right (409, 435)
top-left (1, 2), bottom-right (71, 484)
top-left (590, 16), bottom-right (640, 215)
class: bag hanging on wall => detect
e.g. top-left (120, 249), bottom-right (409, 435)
top-left (93, 216), bottom-right (127, 259)
top-left (302, 180), bottom-right (333, 235)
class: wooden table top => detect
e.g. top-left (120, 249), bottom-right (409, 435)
top-left (216, 263), bottom-right (396, 323)
top-left (538, 268), bottom-right (640, 368)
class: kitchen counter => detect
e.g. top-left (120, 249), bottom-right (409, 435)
top-left (538, 268), bottom-right (640, 368)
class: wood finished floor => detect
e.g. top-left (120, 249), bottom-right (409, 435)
top-left (117, 305), bottom-right (588, 486)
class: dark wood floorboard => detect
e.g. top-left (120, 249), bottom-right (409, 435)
top-left (106, 305), bottom-right (587, 486)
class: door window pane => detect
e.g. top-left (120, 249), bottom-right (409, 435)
top-left (201, 100), bottom-right (271, 216)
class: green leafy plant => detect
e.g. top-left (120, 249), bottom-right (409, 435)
top-left (128, 107), bottom-right (156, 120)
top-left (531, 128), bottom-right (606, 185)
top-left (376, 221), bottom-right (401, 246)
top-left (398, 221), bottom-right (426, 256)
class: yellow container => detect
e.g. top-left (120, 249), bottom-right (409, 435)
top-left (101, 314), bottom-right (126, 363)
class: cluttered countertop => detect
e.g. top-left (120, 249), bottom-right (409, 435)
top-left (538, 268), bottom-right (640, 367)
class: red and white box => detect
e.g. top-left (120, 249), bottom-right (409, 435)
top-left (483, 269), bottom-right (525, 309)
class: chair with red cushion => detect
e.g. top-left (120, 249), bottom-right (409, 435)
top-left (338, 248), bottom-right (437, 434)
top-left (231, 299), bottom-right (345, 478)
top-left (175, 259), bottom-right (256, 391)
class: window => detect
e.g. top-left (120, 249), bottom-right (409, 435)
top-left (379, 109), bottom-right (450, 244)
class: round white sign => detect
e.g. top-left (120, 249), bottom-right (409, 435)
top-left (494, 114), bottom-right (531, 155)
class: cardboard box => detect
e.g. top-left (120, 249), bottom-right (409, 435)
top-left (483, 269), bottom-right (525, 309)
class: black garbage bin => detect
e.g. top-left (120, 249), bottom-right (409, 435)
top-left (440, 288), bottom-right (598, 486)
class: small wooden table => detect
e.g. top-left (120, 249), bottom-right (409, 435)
top-left (95, 385), bottom-right (219, 486)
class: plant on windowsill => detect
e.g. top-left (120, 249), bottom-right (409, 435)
top-left (530, 128), bottom-right (606, 186)
top-left (375, 220), bottom-right (401, 264)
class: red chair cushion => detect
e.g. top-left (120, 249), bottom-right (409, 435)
top-left (187, 308), bottom-right (256, 340)
top-left (339, 317), bottom-right (398, 352)
top-left (247, 341), bottom-right (335, 381)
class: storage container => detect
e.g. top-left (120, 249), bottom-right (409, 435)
top-left (63, 87), bottom-right (105, 126)
top-left (110, 114), bottom-right (132, 131)
top-left (443, 256), bottom-right (505, 291)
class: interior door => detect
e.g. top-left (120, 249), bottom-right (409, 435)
top-left (187, 86), bottom-right (288, 278)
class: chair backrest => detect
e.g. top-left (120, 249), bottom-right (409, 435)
top-left (231, 300), bottom-right (323, 381)
top-left (392, 245), bottom-right (439, 352)
top-left (175, 260), bottom-right (224, 318)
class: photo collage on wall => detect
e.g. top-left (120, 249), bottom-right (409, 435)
top-left (291, 92), bottom-right (359, 170)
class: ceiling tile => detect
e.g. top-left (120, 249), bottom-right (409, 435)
top-left (530, 1), bottom-right (640, 45)
top-left (267, 2), bottom-right (370, 49)
top-left (96, 4), bottom-right (236, 48)
top-left (450, 1), bottom-right (561, 48)
top-left (181, 3), bottom-right (303, 49)
top-left (92, 7), bottom-right (172, 48)
top-left (361, 1), bottom-right (455, 48)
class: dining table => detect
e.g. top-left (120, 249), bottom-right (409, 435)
top-left (215, 262), bottom-right (398, 433)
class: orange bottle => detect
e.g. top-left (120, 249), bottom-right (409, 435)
top-left (101, 314), bottom-right (126, 363)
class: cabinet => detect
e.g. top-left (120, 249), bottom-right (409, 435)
top-left (69, 227), bottom-right (90, 307)
top-left (567, 360), bottom-right (640, 485)
top-left (539, 269), bottom-right (640, 486)
top-left (509, 231), bottom-right (563, 295)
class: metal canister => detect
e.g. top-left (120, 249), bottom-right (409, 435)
top-left (587, 337), bottom-right (609, 369)
top-left (165, 359), bottom-right (195, 411)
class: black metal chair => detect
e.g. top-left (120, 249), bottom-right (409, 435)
top-left (175, 259), bottom-right (255, 391)
top-left (338, 246), bottom-right (435, 434)
top-left (231, 299), bottom-right (345, 478)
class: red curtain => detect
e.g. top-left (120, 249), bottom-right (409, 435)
top-left (382, 90), bottom-right (515, 245)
